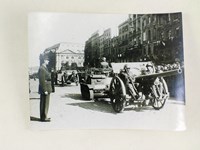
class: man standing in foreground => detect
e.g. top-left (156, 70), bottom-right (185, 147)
top-left (38, 56), bottom-right (52, 122)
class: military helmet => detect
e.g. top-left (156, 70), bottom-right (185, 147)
top-left (102, 57), bottom-right (106, 61)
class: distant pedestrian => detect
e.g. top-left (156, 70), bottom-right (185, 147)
top-left (55, 71), bottom-right (58, 85)
top-left (38, 56), bottom-right (52, 122)
top-left (51, 68), bottom-right (55, 92)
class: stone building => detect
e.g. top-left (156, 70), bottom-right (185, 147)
top-left (118, 19), bottom-right (129, 62)
top-left (84, 31), bottom-right (100, 67)
top-left (43, 42), bottom-right (84, 71)
top-left (84, 13), bottom-right (183, 65)
top-left (102, 28), bottom-right (111, 59)
top-left (84, 29), bottom-right (111, 67)
top-left (110, 36), bottom-right (119, 62)
top-left (128, 13), bottom-right (183, 64)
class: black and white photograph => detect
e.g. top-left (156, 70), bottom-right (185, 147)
top-left (28, 12), bottom-right (185, 130)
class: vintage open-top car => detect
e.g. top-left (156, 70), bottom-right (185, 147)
top-left (57, 70), bottom-right (79, 86)
top-left (109, 61), bottom-right (182, 113)
top-left (80, 68), bottom-right (113, 100)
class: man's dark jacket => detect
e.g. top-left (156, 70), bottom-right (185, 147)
top-left (38, 65), bottom-right (52, 94)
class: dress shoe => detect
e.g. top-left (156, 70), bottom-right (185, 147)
top-left (40, 118), bottom-right (51, 122)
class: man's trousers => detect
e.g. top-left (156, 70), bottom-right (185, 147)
top-left (40, 94), bottom-right (50, 120)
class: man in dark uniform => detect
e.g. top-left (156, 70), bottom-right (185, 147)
top-left (120, 64), bottom-right (140, 100)
top-left (38, 56), bottom-right (52, 122)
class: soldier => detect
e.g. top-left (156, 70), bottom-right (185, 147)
top-left (100, 57), bottom-right (109, 69)
top-left (38, 56), bottom-right (52, 122)
top-left (120, 64), bottom-right (140, 100)
top-left (68, 71), bottom-right (79, 86)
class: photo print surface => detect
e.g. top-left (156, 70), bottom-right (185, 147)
top-left (29, 12), bottom-right (185, 130)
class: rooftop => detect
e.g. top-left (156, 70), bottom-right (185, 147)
top-left (44, 42), bottom-right (84, 54)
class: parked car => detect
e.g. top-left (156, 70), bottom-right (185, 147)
top-left (57, 70), bottom-right (79, 86)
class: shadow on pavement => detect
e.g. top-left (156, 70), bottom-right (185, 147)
top-left (55, 84), bottom-right (78, 87)
top-left (63, 92), bottom-right (156, 113)
top-left (132, 106), bottom-right (154, 112)
top-left (67, 100), bottom-right (114, 114)
top-left (30, 116), bottom-right (41, 122)
top-left (29, 98), bottom-right (40, 100)
top-left (61, 93), bottom-right (82, 100)
top-left (168, 100), bottom-right (185, 105)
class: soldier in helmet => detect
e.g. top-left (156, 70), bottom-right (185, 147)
top-left (100, 57), bottom-right (109, 69)
top-left (120, 64), bottom-right (140, 100)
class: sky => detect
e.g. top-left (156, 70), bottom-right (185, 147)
top-left (28, 12), bottom-right (128, 67)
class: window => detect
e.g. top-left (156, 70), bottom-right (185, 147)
top-left (148, 30), bottom-right (151, 41)
top-left (143, 19), bottom-right (146, 27)
top-left (154, 15), bottom-right (157, 22)
top-left (138, 20), bottom-right (140, 26)
top-left (153, 28), bottom-right (156, 40)
top-left (143, 32), bottom-right (146, 41)
top-left (148, 16), bottom-right (151, 24)
top-left (175, 27), bottom-right (180, 37)
top-left (168, 14), bottom-right (171, 22)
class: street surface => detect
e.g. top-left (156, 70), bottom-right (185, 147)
top-left (29, 79), bottom-right (186, 130)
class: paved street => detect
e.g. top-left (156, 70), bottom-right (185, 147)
top-left (29, 79), bottom-right (186, 130)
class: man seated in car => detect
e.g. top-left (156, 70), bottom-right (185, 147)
top-left (67, 71), bottom-right (79, 86)
top-left (99, 57), bottom-right (112, 76)
top-left (100, 57), bottom-right (110, 69)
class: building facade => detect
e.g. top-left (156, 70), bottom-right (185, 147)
top-left (84, 29), bottom-right (111, 67)
top-left (43, 42), bottom-right (84, 71)
top-left (84, 31), bottom-right (100, 67)
top-left (102, 28), bottom-right (111, 60)
top-left (118, 19), bottom-right (130, 62)
top-left (84, 13), bottom-right (183, 66)
top-left (128, 13), bottom-right (183, 64)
